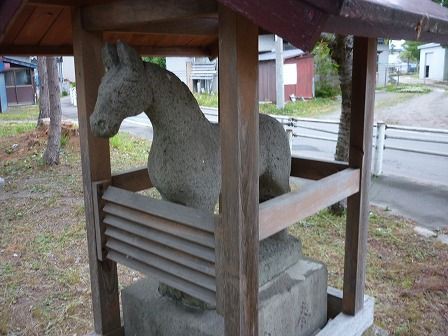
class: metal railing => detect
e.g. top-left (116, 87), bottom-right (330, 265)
top-left (277, 116), bottom-right (448, 177)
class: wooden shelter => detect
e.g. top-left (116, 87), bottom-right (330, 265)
top-left (1, 0), bottom-right (447, 335)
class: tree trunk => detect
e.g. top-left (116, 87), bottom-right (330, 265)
top-left (329, 35), bottom-right (353, 215)
top-left (43, 56), bottom-right (62, 165)
top-left (37, 56), bottom-right (50, 126)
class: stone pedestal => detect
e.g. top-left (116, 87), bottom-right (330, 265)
top-left (122, 235), bottom-right (327, 336)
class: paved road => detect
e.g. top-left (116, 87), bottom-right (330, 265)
top-left (61, 97), bottom-right (448, 230)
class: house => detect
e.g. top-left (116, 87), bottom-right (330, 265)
top-left (0, 56), bottom-right (36, 112)
top-left (167, 35), bottom-right (314, 101)
top-left (167, 57), bottom-right (217, 94)
top-left (418, 43), bottom-right (448, 81)
top-left (258, 49), bottom-right (314, 102)
top-left (376, 38), bottom-right (390, 87)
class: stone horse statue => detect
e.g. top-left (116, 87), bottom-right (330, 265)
top-left (91, 42), bottom-right (291, 212)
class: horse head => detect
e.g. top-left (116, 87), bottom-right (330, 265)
top-left (90, 42), bottom-right (152, 137)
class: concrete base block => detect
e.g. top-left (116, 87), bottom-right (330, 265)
top-left (122, 258), bottom-right (327, 336)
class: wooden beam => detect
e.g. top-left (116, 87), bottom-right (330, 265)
top-left (82, 0), bottom-right (217, 31)
top-left (111, 167), bottom-right (152, 191)
top-left (259, 168), bottom-right (360, 240)
top-left (216, 5), bottom-right (259, 334)
top-left (343, 36), bottom-right (376, 316)
top-left (291, 156), bottom-right (348, 180)
top-left (0, 44), bottom-right (73, 55)
top-left (98, 17), bottom-right (218, 36)
top-left (72, 8), bottom-right (122, 335)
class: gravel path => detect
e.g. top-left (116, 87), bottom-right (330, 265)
top-left (323, 89), bottom-right (448, 129)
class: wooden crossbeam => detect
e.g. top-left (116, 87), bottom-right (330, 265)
top-left (82, 0), bottom-right (217, 31)
top-left (259, 168), bottom-right (360, 240)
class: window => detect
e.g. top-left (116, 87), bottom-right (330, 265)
top-left (5, 69), bottom-right (32, 87)
top-left (15, 69), bottom-right (32, 85)
top-left (5, 71), bottom-right (14, 86)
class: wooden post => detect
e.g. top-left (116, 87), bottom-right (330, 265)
top-left (72, 8), bottom-right (122, 335)
top-left (343, 37), bottom-right (377, 315)
top-left (217, 5), bottom-right (259, 335)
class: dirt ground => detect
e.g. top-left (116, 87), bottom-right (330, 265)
top-left (325, 88), bottom-right (448, 129)
top-left (375, 88), bottom-right (448, 128)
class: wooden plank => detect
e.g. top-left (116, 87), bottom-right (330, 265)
top-left (0, 44), bottom-right (73, 55)
top-left (71, 8), bottom-right (121, 336)
top-left (343, 37), bottom-right (376, 316)
top-left (104, 215), bottom-right (215, 263)
top-left (82, 0), bottom-right (217, 31)
top-left (14, 5), bottom-right (62, 45)
top-left (105, 227), bottom-right (215, 276)
top-left (217, 5), bottom-right (259, 334)
top-left (1, 4), bottom-right (34, 44)
top-left (291, 155), bottom-right (348, 180)
top-left (92, 180), bottom-right (110, 261)
top-left (103, 204), bottom-right (215, 248)
top-left (103, 185), bottom-right (215, 234)
top-left (95, 16), bottom-right (218, 36)
top-left (106, 238), bottom-right (216, 291)
top-left (111, 167), bottom-right (152, 191)
top-left (259, 168), bottom-right (360, 240)
top-left (108, 250), bottom-right (216, 306)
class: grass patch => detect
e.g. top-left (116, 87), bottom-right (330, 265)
top-left (109, 132), bottom-right (150, 172)
top-left (0, 105), bottom-right (39, 121)
top-left (0, 122), bottom-right (35, 137)
top-left (193, 93), bottom-right (339, 118)
top-left (290, 209), bottom-right (448, 335)
top-left (384, 84), bottom-right (431, 94)
top-left (259, 97), bottom-right (339, 118)
top-left (193, 93), bottom-right (218, 108)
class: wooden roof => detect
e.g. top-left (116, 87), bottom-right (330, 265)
top-left (0, 0), bottom-right (447, 56)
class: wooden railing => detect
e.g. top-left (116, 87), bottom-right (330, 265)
top-left (93, 156), bottom-right (360, 307)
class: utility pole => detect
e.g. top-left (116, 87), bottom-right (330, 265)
top-left (275, 35), bottom-right (284, 109)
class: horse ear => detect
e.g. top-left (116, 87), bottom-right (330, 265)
top-left (116, 41), bottom-right (143, 71)
top-left (102, 43), bottom-right (119, 71)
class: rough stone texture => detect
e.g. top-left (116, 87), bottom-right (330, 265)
top-left (259, 233), bottom-right (302, 286)
top-left (123, 258), bottom-right (327, 336)
top-left (0, 177), bottom-right (4, 190)
top-left (90, 42), bottom-right (291, 212)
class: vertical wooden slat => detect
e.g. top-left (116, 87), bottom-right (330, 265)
top-left (217, 5), bottom-right (259, 335)
top-left (72, 8), bottom-right (122, 335)
top-left (343, 36), bottom-right (377, 315)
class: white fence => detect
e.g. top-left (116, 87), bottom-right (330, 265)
top-left (276, 116), bottom-right (448, 177)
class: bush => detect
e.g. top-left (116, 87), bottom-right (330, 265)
top-left (315, 85), bottom-right (340, 98)
top-left (61, 90), bottom-right (69, 97)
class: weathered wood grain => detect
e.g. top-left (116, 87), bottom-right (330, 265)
top-left (259, 168), bottom-right (360, 240)
top-left (111, 167), bottom-right (152, 191)
top-left (216, 5), bottom-right (259, 334)
top-left (72, 8), bottom-right (121, 335)
top-left (343, 36), bottom-right (376, 315)
top-left (103, 186), bottom-right (215, 234)
top-left (105, 227), bottom-right (215, 276)
top-left (291, 156), bottom-right (348, 180)
top-left (103, 215), bottom-right (215, 262)
top-left (108, 250), bottom-right (216, 306)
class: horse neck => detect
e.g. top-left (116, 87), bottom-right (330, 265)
top-left (143, 63), bottom-right (209, 133)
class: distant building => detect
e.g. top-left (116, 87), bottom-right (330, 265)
top-left (418, 43), bottom-right (448, 81)
top-left (376, 38), bottom-right (390, 87)
top-left (0, 56), bottom-right (36, 112)
top-left (258, 49), bottom-right (314, 102)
